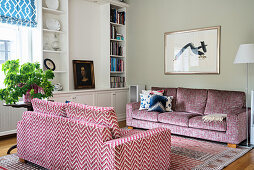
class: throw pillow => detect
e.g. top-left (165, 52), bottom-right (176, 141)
top-left (66, 102), bottom-right (121, 139)
top-left (142, 90), bottom-right (164, 96)
top-left (165, 96), bottom-right (174, 112)
top-left (148, 95), bottom-right (167, 113)
top-left (139, 94), bottom-right (152, 110)
top-left (31, 98), bottom-right (67, 117)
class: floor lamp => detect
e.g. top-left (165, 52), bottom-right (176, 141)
top-left (234, 44), bottom-right (254, 146)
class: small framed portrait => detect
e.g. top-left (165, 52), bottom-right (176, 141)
top-left (73, 60), bottom-right (95, 89)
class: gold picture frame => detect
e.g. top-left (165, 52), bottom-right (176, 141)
top-left (164, 26), bottom-right (221, 74)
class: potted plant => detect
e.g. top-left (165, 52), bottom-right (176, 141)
top-left (0, 60), bottom-right (55, 104)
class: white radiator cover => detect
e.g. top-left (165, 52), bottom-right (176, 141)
top-left (0, 101), bottom-right (25, 136)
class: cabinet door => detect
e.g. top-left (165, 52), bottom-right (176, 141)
top-left (52, 94), bottom-right (73, 103)
top-left (96, 91), bottom-right (113, 107)
top-left (75, 93), bottom-right (95, 106)
top-left (113, 90), bottom-right (128, 121)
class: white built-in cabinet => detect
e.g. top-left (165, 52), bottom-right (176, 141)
top-left (52, 88), bottom-right (128, 121)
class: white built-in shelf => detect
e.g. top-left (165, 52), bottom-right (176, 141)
top-left (110, 22), bottom-right (125, 26)
top-left (110, 71), bottom-right (124, 74)
top-left (43, 50), bottom-right (63, 53)
top-left (110, 55), bottom-right (124, 58)
top-left (110, 39), bottom-right (124, 42)
top-left (43, 29), bottom-right (64, 34)
top-left (42, 7), bottom-right (64, 15)
top-left (53, 71), bottom-right (67, 73)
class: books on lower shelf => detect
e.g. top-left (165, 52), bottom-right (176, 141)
top-left (110, 58), bottom-right (124, 72)
top-left (110, 76), bottom-right (125, 88)
top-left (110, 8), bottom-right (125, 25)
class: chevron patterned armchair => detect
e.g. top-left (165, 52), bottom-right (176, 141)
top-left (17, 99), bottom-right (171, 170)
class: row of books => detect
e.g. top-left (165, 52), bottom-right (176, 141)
top-left (110, 25), bottom-right (124, 40)
top-left (110, 8), bottom-right (125, 25)
top-left (110, 41), bottom-right (123, 56)
top-left (110, 58), bottom-right (124, 72)
top-left (110, 76), bottom-right (125, 88)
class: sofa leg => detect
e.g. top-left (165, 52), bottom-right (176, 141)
top-left (128, 126), bottom-right (133, 129)
top-left (227, 144), bottom-right (237, 148)
top-left (19, 158), bottom-right (27, 163)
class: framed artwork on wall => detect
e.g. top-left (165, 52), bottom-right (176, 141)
top-left (164, 26), bottom-right (220, 74)
top-left (73, 60), bottom-right (95, 89)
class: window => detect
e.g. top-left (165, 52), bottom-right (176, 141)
top-left (0, 23), bottom-right (34, 88)
top-left (0, 40), bottom-right (10, 64)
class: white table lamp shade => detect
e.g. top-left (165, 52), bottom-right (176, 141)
top-left (234, 44), bottom-right (254, 64)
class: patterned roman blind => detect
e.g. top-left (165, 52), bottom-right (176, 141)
top-left (0, 0), bottom-right (37, 27)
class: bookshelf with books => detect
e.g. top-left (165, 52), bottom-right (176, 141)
top-left (110, 3), bottom-right (127, 89)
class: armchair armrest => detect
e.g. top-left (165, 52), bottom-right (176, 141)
top-left (103, 128), bottom-right (171, 170)
top-left (126, 102), bottom-right (140, 126)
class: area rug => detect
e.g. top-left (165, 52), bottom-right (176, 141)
top-left (0, 135), bottom-right (251, 170)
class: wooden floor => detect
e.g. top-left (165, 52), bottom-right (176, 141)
top-left (1, 120), bottom-right (253, 170)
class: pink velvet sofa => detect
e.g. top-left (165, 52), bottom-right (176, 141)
top-left (127, 87), bottom-right (249, 146)
top-left (17, 99), bottom-right (171, 169)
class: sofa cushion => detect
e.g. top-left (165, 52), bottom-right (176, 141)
top-left (139, 94), bottom-right (152, 110)
top-left (189, 116), bottom-right (227, 132)
top-left (158, 112), bottom-right (199, 127)
top-left (204, 89), bottom-right (246, 115)
top-left (152, 87), bottom-right (177, 110)
top-left (66, 102), bottom-right (121, 139)
top-left (132, 109), bottom-right (159, 122)
top-left (31, 98), bottom-right (67, 117)
top-left (148, 95), bottom-right (167, 113)
top-left (175, 88), bottom-right (208, 114)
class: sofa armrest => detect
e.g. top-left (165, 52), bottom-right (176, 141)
top-left (226, 108), bottom-right (250, 144)
top-left (126, 102), bottom-right (140, 126)
top-left (103, 128), bottom-right (171, 170)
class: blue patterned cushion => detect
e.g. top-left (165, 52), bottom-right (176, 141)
top-left (139, 94), bottom-right (152, 110)
top-left (148, 95), bottom-right (167, 113)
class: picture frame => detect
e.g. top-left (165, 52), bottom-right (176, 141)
top-left (73, 60), bottom-right (95, 89)
top-left (164, 26), bottom-right (220, 74)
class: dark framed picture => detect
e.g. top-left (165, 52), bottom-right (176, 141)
top-left (73, 60), bottom-right (95, 89)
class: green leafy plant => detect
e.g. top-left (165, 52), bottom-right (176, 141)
top-left (0, 60), bottom-right (55, 104)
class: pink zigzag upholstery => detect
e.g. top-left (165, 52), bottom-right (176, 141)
top-left (31, 98), bottom-right (67, 117)
top-left (66, 102), bottom-right (121, 139)
top-left (17, 111), bottom-right (171, 169)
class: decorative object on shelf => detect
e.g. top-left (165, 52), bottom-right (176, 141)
top-left (0, 60), bottom-right (54, 104)
top-left (43, 42), bottom-right (51, 50)
top-left (44, 58), bottom-right (56, 71)
top-left (46, 18), bottom-right (61, 31)
top-left (45, 0), bottom-right (59, 10)
top-left (164, 26), bottom-right (220, 74)
top-left (52, 41), bottom-right (60, 51)
top-left (73, 60), bottom-right (95, 89)
top-left (54, 83), bottom-right (63, 91)
top-left (234, 43), bottom-right (254, 146)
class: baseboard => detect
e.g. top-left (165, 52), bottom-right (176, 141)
top-left (117, 113), bottom-right (126, 122)
top-left (0, 130), bottom-right (17, 137)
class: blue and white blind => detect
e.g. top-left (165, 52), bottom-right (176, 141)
top-left (0, 0), bottom-right (37, 27)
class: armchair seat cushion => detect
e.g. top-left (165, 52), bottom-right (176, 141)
top-left (158, 112), bottom-right (199, 127)
top-left (189, 116), bottom-right (227, 132)
top-left (132, 110), bottom-right (159, 122)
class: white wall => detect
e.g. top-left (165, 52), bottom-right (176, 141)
top-left (126, 0), bottom-right (254, 105)
top-left (69, 0), bottom-right (110, 90)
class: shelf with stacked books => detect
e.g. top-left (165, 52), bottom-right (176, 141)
top-left (110, 3), bottom-right (126, 89)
